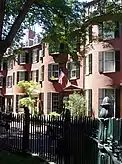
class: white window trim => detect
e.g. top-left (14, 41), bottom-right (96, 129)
top-left (50, 63), bottom-right (59, 80)
top-left (102, 51), bottom-right (115, 73)
top-left (32, 49), bottom-right (38, 63)
top-left (19, 53), bottom-right (26, 64)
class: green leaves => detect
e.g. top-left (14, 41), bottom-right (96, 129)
top-left (17, 80), bottom-right (39, 113)
top-left (64, 92), bottom-right (87, 117)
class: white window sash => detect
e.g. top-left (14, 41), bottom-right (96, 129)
top-left (103, 51), bottom-right (115, 72)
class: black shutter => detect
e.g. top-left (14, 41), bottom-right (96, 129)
top-left (36, 70), bottom-right (39, 82)
top-left (18, 55), bottom-right (20, 65)
top-left (25, 71), bottom-right (28, 81)
top-left (76, 61), bottom-right (80, 79)
top-left (67, 62), bottom-right (71, 79)
top-left (29, 52), bottom-right (32, 64)
top-left (41, 65), bottom-right (44, 81)
top-left (99, 22), bottom-right (103, 39)
top-left (17, 72), bottom-right (19, 83)
top-left (30, 71), bottom-right (32, 81)
top-left (48, 64), bottom-right (52, 80)
top-left (89, 54), bottom-right (92, 74)
top-left (89, 25), bottom-right (92, 43)
top-left (47, 92), bottom-right (52, 114)
top-left (115, 50), bottom-right (120, 72)
top-left (115, 89), bottom-right (120, 118)
top-left (37, 49), bottom-right (39, 62)
top-left (99, 52), bottom-right (104, 73)
top-left (88, 89), bottom-right (92, 116)
top-left (13, 72), bottom-right (15, 85)
top-left (26, 52), bottom-right (29, 64)
top-left (115, 21), bottom-right (120, 38)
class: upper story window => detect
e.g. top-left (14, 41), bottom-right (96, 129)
top-left (99, 21), bottom-right (120, 40)
top-left (19, 53), bottom-right (26, 64)
top-left (67, 61), bottom-right (80, 80)
top-left (99, 51), bottom-right (120, 73)
top-left (6, 76), bottom-right (12, 88)
top-left (48, 63), bottom-right (59, 81)
top-left (30, 70), bottom-right (39, 82)
top-left (85, 54), bottom-right (92, 75)
top-left (7, 60), bottom-right (13, 70)
top-left (32, 49), bottom-right (39, 63)
top-left (17, 71), bottom-right (28, 83)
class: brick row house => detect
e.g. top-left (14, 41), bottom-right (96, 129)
top-left (0, 29), bottom-right (83, 114)
top-left (84, 0), bottom-right (122, 118)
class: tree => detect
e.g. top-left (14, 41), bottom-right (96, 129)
top-left (64, 92), bottom-right (87, 117)
top-left (17, 80), bottom-right (39, 114)
top-left (0, 0), bottom-right (82, 57)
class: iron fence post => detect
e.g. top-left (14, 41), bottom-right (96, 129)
top-left (22, 107), bottom-right (30, 153)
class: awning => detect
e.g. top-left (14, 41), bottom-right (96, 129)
top-left (63, 84), bottom-right (82, 91)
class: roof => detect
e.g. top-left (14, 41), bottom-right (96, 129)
top-left (63, 84), bottom-right (82, 91)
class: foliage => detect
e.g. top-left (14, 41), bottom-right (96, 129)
top-left (64, 92), bottom-right (87, 117)
top-left (49, 112), bottom-right (60, 119)
top-left (17, 80), bottom-right (39, 113)
top-left (0, 0), bottom-right (84, 57)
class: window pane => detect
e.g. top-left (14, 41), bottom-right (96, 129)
top-left (105, 52), bottom-right (114, 60)
top-left (104, 61), bottom-right (114, 72)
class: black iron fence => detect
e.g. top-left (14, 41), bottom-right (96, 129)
top-left (0, 111), bottom-right (122, 164)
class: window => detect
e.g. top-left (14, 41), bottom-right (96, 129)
top-left (99, 51), bottom-right (120, 73)
top-left (6, 76), bottom-right (12, 88)
top-left (17, 71), bottom-right (28, 83)
top-left (48, 63), bottom-right (59, 81)
top-left (99, 21), bottom-right (120, 40)
top-left (68, 61), bottom-right (80, 80)
top-left (52, 93), bottom-right (59, 112)
top-left (86, 89), bottom-right (92, 116)
top-left (99, 88), bottom-right (121, 118)
top-left (16, 95), bottom-right (24, 113)
top-left (30, 70), bottom-right (39, 82)
top-left (85, 54), bottom-right (92, 75)
top-left (32, 49), bottom-right (39, 63)
top-left (7, 60), bottom-right (13, 70)
top-left (47, 92), bottom-right (59, 113)
top-left (0, 78), bottom-right (3, 87)
top-left (19, 53), bottom-right (26, 64)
